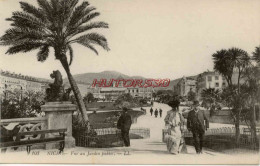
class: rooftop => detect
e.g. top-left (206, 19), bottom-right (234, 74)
top-left (0, 69), bottom-right (51, 84)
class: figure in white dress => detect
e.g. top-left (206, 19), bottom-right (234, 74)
top-left (164, 99), bottom-right (187, 154)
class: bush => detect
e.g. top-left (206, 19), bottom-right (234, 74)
top-left (1, 91), bottom-right (45, 119)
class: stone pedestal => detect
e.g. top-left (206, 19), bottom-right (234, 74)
top-left (41, 102), bottom-right (76, 149)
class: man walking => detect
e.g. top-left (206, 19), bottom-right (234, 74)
top-left (117, 107), bottom-right (132, 147)
top-left (150, 107), bottom-right (154, 116)
top-left (187, 100), bottom-right (209, 154)
top-left (159, 108), bottom-right (163, 118)
top-left (154, 109), bottom-right (159, 118)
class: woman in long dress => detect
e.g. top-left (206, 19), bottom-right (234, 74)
top-left (164, 99), bottom-right (186, 154)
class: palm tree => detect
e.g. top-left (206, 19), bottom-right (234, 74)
top-left (0, 0), bottom-right (109, 126)
top-left (212, 49), bottom-right (233, 86)
top-left (252, 46), bottom-right (260, 64)
top-left (212, 47), bottom-right (250, 145)
top-left (200, 88), bottom-right (221, 116)
top-left (242, 66), bottom-right (260, 148)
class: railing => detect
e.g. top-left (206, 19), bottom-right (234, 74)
top-left (181, 127), bottom-right (260, 151)
top-left (74, 127), bottom-right (150, 148)
top-left (1, 117), bottom-right (48, 141)
top-left (183, 127), bottom-right (260, 137)
top-left (94, 127), bottom-right (150, 139)
top-left (130, 128), bottom-right (150, 139)
top-left (94, 128), bottom-right (119, 135)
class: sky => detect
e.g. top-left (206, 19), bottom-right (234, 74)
top-left (0, 0), bottom-right (259, 80)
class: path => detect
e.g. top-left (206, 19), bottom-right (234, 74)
top-left (131, 102), bottom-right (224, 156)
top-left (3, 102), bottom-right (259, 164)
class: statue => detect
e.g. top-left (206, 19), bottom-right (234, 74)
top-left (45, 70), bottom-right (72, 102)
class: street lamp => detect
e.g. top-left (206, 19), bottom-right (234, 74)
top-left (20, 86), bottom-right (23, 100)
top-left (4, 84), bottom-right (7, 100)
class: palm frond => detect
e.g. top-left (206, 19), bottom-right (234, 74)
top-left (72, 32), bottom-right (109, 51)
top-left (0, 28), bottom-right (50, 46)
top-left (6, 42), bottom-right (44, 54)
top-left (37, 45), bottom-right (49, 62)
top-left (67, 1), bottom-right (90, 30)
top-left (68, 45), bottom-right (74, 65)
top-left (75, 40), bottom-right (98, 55)
top-left (67, 8), bottom-right (97, 33)
top-left (7, 11), bottom-right (46, 30)
top-left (61, 0), bottom-right (79, 26)
top-left (37, 0), bottom-right (55, 23)
top-left (19, 2), bottom-right (47, 23)
top-left (69, 22), bottom-right (108, 37)
top-left (50, 0), bottom-right (64, 28)
top-left (252, 46), bottom-right (260, 63)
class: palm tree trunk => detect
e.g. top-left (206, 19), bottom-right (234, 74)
top-left (235, 110), bottom-right (240, 146)
top-left (59, 55), bottom-right (89, 126)
top-left (250, 105), bottom-right (257, 149)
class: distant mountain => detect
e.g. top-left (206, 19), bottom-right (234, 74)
top-left (64, 70), bottom-right (198, 91)
top-left (64, 70), bottom-right (146, 85)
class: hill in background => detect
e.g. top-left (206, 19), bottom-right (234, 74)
top-left (64, 70), bottom-right (199, 91)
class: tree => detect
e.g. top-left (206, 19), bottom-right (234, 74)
top-left (155, 90), bottom-right (175, 103)
top-left (252, 46), bottom-right (260, 64)
top-left (212, 47), bottom-right (250, 145)
top-left (105, 94), bottom-right (112, 102)
top-left (201, 88), bottom-right (221, 117)
top-left (115, 93), bottom-right (134, 105)
top-left (0, 0), bottom-right (109, 126)
top-left (83, 92), bottom-right (95, 103)
top-left (187, 90), bottom-right (196, 101)
top-left (240, 52), bottom-right (260, 148)
top-left (1, 90), bottom-right (45, 119)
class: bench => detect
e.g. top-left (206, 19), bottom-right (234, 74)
top-left (1, 128), bottom-right (67, 154)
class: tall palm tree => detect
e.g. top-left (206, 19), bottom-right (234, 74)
top-left (212, 47), bottom-right (250, 145)
top-left (252, 46), bottom-right (260, 64)
top-left (242, 65), bottom-right (260, 148)
top-left (200, 88), bottom-right (221, 116)
top-left (0, 0), bottom-right (109, 126)
top-left (212, 49), bottom-right (233, 86)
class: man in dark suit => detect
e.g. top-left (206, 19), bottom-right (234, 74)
top-left (117, 107), bottom-right (132, 147)
top-left (187, 100), bottom-right (209, 154)
top-left (150, 107), bottom-right (153, 116)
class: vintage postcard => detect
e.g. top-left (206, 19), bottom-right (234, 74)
top-left (0, 0), bottom-right (259, 165)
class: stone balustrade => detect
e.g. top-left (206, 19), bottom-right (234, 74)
top-left (1, 101), bottom-right (76, 150)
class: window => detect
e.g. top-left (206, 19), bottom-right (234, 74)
top-left (215, 82), bottom-right (219, 87)
top-left (222, 82), bottom-right (226, 86)
top-left (215, 76), bottom-right (219, 80)
top-left (208, 76), bottom-right (212, 81)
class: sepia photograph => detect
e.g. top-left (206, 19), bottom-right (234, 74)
top-left (0, 0), bottom-right (259, 164)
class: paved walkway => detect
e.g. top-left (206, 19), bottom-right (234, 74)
top-left (131, 102), bottom-right (224, 155)
top-left (2, 102), bottom-right (259, 164)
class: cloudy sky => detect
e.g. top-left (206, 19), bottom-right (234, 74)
top-left (0, 0), bottom-right (259, 80)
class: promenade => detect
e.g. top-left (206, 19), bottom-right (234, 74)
top-left (2, 102), bottom-right (259, 164)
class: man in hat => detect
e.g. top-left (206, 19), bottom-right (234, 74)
top-left (150, 107), bottom-right (154, 116)
top-left (117, 107), bottom-right (132, 147)
top-left (187, 100), bottom-right (209, 154)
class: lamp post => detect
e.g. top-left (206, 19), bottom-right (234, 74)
top-left (20, 86), bottom-right (23, 100)
top-left (4, 84), bottom-right (7, 100)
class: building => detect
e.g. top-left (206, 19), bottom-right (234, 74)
top-left (196, 71), bottom-right (226, 100)
top-left (89, 87), bottom-right (153, 101)
top-left (0, 69), bottom-right (50, 99)
top-left (88, 76), bottom-right (154, 101)
top-left (127, 87), bottom-right (153, 98)
top-left (175, 76), bottom-right (197, 97)
top-left (64, 82), bottom-right (90, 97)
